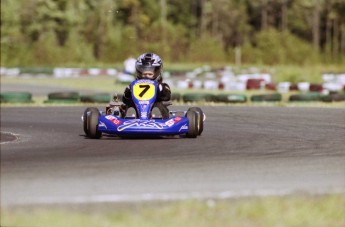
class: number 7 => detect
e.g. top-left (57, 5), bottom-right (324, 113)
top-left (139, 85), bottom-right (150, 97)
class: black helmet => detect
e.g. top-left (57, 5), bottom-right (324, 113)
top-left (135, 53), bottom-right (163, 81)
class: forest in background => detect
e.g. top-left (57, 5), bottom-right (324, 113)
top-left (1, 0), bottom-right (345, 67)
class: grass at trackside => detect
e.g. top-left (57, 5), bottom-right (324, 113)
top-left (2, 194), bottom-right (345, 227)
top-left (164, 63), bottom-right (345, 83)
top-left (2, 63), bottom-right (345, 86)
top-left (2, 62), bottom-right (345, 93)
top-left (8, 62), bottom-right (342, 83)
top-left (1, 74), bottom-right (344, 108)
top-left (264, 64), bottom-right (345, 83)
top-left (158, 63), bottom-right (345, 84)
top-left (1, 76), bottom-right (128, 94)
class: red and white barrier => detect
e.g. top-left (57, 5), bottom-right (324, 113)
top-left (1, 67), bottom-right (345, 93)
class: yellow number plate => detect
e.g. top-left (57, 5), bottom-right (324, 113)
top-left (133, 83), bottom-right (156, 100)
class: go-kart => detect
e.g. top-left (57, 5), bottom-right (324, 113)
top-left (82, 79), bottom-right (205, 138)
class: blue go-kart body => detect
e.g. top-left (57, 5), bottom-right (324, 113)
top-left (97, 115), bottom-right (189, 136)
top-left (83, 79), bottom-right (204, 138)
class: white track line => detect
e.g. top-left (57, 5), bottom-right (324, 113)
top-left (0, 132), bottom-right (20, 145)
top-left (8, 188), bottom-right (345, 206)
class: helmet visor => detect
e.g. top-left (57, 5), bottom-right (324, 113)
top-left (142, 70), bottom-right (155, 79)
top-left (137, 65), bottom-right (159, 79)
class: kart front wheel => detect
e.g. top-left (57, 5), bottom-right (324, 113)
top-left (186, 110), bottom-right (198, 138)
top-left (187, 107), bottom-right (204, 135)
top-left (83, 107), bottom-right (91, 135)
top-left (86, 107), bottom-right (102, 139)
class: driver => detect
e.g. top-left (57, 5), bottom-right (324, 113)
top-left (122, 52), bottom-right (171, 108)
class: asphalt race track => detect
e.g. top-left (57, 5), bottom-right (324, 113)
top-left (1, 106), bottom-right (345, 206)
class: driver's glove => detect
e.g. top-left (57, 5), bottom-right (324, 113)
top-left (157, 83), bottom-right (171, 101)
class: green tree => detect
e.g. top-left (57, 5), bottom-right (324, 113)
top-left (1, 0), bottom-right (344, 66)
top-left (1, 0), bottom-right (23, 65)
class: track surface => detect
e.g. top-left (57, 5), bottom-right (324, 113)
top-left (1, 106), bottom-right (345, 206)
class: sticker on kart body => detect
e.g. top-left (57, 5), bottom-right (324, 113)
top-left (118, 119), bottom-right (167, 132)
top-left (179, 124), bottom-right (188, 131)
top-left (139, 101), bottom-right (149, 105)
top-left (99, 121), bottom-right (107, 129)
top-left (105, 115), bottom-right (122, 125)
top-left (165, 119), bottom-right (175, 127)
top-left (174, 117), bottom-right (182, 123)
top-left (133, 82), bottom-right (156, 100)
top-left (165, 117), bottom-right (182, 127)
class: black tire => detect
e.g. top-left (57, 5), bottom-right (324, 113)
top-left (43, 99), bottom-right (79, 104)
top-left (151, 102), bottom-right (170, 119)
top-left (171, 93), bottom-right (181, 102)
top-left (320, 94), bottom-right (333, 103)
top-left (186, 110), bottom-right (198, 138)
top-left (80, 93), bottom-right (111, 103)
top-left (182, 93), bottom-right (216, 103)
top-left (188, 107), bottom-right (204, 135)
top-left (321, 94), bottom-right (345, 102)
top-left (0, 92), bottom-right (33, 103)
top-left (289, 93), bottom-right (320, 102)
top-left (216, 94), bottom-right (247, 103)
top-left (48, 92), bottom-right (80, 101)
top-left (83, 107), bottom-right (92, 135)
top-left (86, 107), bottom-right (102, 139)
top-left (331, 94), bottom-right (345, 102)
top-left (251, 93), bottom-right (282, 102)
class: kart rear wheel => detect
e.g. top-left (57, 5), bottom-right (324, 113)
top-left (186, 110), bottom-right (198, 138)
top-left (83, 107), bottom-right (91, 135)
top-left (87, 107), bottom-right (102, 139)
top-left (187, 107), bottom-right (204, 135)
